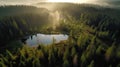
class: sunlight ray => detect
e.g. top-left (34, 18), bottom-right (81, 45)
top-left (47, 0), bottom-right (90, 3)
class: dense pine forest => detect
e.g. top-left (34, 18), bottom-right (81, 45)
top-left (0, 3), bottom-right (120, 67)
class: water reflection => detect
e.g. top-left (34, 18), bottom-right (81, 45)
top-left (22, 34), bottom-right (68, 46)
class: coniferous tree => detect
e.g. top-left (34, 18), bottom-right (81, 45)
top-left (105, 44), bottom-right (116, 61)
top-left (88, 60), bottom-right (94, 67)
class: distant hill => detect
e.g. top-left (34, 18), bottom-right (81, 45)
top-left (0, 5), bottom-right (49, 17)
top-left (35, 2), bottom-right (120, 22)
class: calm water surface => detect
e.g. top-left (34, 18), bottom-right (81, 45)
top-left (24, 34), bottom-right (68, 46)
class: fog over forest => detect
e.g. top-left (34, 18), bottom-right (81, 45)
top-left (0, 0), bottom-right (120, 7)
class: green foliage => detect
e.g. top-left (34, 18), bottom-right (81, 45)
top-left (0, 62), bottom-right (6, 67)
top-left (0, 3), bottom-right (120, 67)
top-left (81, 52), bottom-right (87, 67)
top-left (96, 45), bottom-right (103, 55)
top-left (63, 60), bottom-right (69, 67)
top-left (116, 47), bottom-right (120, 59)
top-left (73, 54), bottom-right (78, 67)
top-left (71, 47), bottom-right (77, 57)
top-left (117, 64), bottom-right (120, 67)
top-left (63, 48), bottom-right (70, 61)
top-left (12, 20), bottom-right (19, 29)
top-left (32, 58), bottom-right (41, 67)
top-left (48, 49), bottom-right (55, 64)
top-left (88, 60), bottom-right (94, 67)
top-left (105, 44), bottom-right (116, 61)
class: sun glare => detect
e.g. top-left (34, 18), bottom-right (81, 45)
top-left (47, 0), bottom-right (75, 3)
top-left (47, 0), bottom-right (89, 3)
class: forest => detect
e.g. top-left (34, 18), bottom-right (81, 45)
top-left (0, 3), bottom-right (120, 67)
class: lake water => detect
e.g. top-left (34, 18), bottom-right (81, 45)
top-left (23, 34), bottom-right (68, 46)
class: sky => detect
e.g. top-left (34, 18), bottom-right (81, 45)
top-left (0, 0), bottom-right (119, 5)
top-left (0, 0), bottom-right (46, 5)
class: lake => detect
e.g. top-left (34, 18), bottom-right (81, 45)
top-left (22, 34), bottom-right (68, 46)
